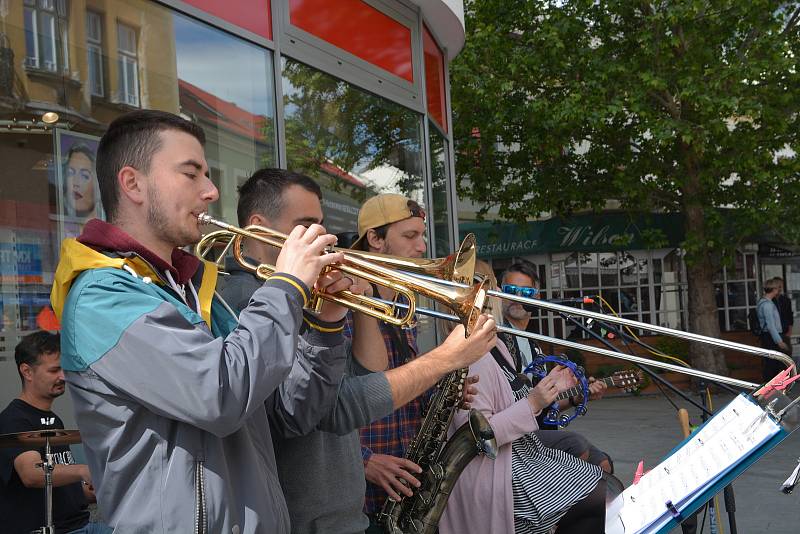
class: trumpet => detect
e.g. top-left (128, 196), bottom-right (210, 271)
top-left (195, 214), bottom-right (488, 332)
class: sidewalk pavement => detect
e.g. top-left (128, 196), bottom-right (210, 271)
top-left (566, 392), bottom-right (800, 534)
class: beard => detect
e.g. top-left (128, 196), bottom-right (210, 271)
top-left (48, 382), bottom-right (66, 399)
top-left (504, 302), bottom-right (529, 322)
top-left (147, 187), bottom-right (198, 247)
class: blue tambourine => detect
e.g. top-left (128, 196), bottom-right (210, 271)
top-left (523, 355), bottom-right (589, 427)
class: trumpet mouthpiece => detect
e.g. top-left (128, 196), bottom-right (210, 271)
top-left (198, 212), bottom-right (212, 224)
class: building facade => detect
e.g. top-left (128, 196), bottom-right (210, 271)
top-left (461, 210), bottom-right (799, 357)
top-left (0, 0), bottom-right (465, 410)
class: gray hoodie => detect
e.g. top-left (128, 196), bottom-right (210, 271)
top-left (219, 260), bottom-right (395, 533)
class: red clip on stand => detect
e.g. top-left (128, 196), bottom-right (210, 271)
top-left (755, 365), bottom-right (800, 398)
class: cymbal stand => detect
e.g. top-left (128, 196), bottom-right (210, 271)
top-left (36, 433), bottom-right (55, 534)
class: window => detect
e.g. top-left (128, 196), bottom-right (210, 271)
top-left (429, 124), bottom-right (452, 256)
top-left (548, 250), bottom-right (687, 339)
top-left (23, 0), bottom-right (69, 73)
top-left (715, 249), bottom-right (759, 331)
top-left (280, 57), bottom-right (435, 350)
top-left (86, 12), bottom-right (104, 97)
top-left (172, 10), bottom-right (278, 219)
top-left (116, 23), bottom-right (139, 107)
top-left (282, 58), bottom-right (425, 234)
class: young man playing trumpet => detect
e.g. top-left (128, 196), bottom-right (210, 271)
top-left (217, 169), bottom-right (496, 533)
top-left (51, 110), bottom-right (355, 533)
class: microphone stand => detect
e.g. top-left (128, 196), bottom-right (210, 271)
top-left (553, 308), bottom-right (714, 417)
top-left (553, 304), bottom-right (740, 534)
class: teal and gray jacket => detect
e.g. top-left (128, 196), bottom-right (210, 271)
top-left (51, 226), bottom-right (347, 534)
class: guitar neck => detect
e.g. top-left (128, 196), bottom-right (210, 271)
top-left (555, 376), bottom-right (614, 402)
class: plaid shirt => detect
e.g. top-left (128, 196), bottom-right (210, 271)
top-left (343, 311), bottom-right (423, 514)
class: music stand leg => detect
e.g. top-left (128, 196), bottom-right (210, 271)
top-left (724, 484), bottom-right (738, 534)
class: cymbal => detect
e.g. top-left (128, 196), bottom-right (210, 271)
top-left (0, 429), bottom-right (81, 449)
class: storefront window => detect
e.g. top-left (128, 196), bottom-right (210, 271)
top-left (547, 250), bottom-right (687, 338)
top-left (429, 123), bottom-right (452, 256)
top-left (280, 57), bottom-right (436, 347)
top-left (282, 57), bottom-right (424, 234)
top-left (714, 250), bottom-right (759, 331)
top-left (1, 2), bottom-right (277, 369)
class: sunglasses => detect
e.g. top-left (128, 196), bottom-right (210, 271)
top-left (501, 284), bottom-right (539, 298)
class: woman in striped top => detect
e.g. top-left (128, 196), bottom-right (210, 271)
top-left (439, 262), bottom-right (605, 534)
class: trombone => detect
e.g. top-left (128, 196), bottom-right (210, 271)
top-left (372, 298), bottom-right (773, 391)
top-left (195, 213), bottom-right (488, 332)
top-left (368, 271), bottom-right (795, 391)
top-left (195, 214), bottom-right (793, 390)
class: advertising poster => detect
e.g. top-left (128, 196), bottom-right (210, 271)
top-left (54, 129), bottom-right (103, 243)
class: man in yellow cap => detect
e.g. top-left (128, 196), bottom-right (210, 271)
top-left (350, 193), bottom-right (428, 257)
top-left (349, 193), bottom-right (439, 531)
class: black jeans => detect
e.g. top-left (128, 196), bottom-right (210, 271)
top-left (556, 478), bottom-right (607, 534)
top-left (761, 334), bottom-right (791, 382)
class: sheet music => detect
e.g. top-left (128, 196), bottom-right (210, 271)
top-left (609, 395), bottom-right (781, 534)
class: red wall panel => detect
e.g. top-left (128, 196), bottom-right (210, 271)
top-left (423, 24), bottom-right (447, 132)
top-left (289, 0), bottom-right (413, 83)
top-left (183, 0), bottom-right (272, 40)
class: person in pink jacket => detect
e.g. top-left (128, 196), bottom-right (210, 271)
top-left (440, 262), bottom-right (605, 534)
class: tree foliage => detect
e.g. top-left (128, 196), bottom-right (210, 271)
top-left (452, 0), bottom-right (800, 372)
top-left (281, 59), bottom-right (424, 200)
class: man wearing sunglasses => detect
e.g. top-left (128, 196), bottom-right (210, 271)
top-left (500, 261), bottom-right (544, 370)
top-left (499, 261), bottom-right (614, 474)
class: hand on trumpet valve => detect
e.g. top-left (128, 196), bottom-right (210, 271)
top-left (314, 269), bottom-right (357, 322)
top-left (275, 224), bottom-right (343, 290)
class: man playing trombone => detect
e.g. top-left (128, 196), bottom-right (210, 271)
top-left (216, 170), bottom-right (497, 533)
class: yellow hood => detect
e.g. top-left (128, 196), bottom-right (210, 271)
top-left (50, 239), bottom-right (162, 321)
top-left (51, 239), bottom-right (218, 325)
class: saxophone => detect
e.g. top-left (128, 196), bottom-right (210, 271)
top-left (379, 367), bottom-right (498, 534)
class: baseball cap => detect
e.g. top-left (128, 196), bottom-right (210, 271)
top-left (351, 193), bottom-right (426, 249)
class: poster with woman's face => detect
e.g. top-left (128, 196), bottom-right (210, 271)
top-left (54, 130), bottom-right (103, 241)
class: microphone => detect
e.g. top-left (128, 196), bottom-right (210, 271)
top-left (546, 297), bottom-right (595, 305)
top-left (522, 296), bottom-right (594, 312)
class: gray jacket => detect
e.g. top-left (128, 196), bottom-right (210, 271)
top-left (219, 261), bottom-right (395, 533)
top-left (58, 251), bottom-right (347, 534)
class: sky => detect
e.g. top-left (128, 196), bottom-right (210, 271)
top-left (173, 13), bottom-right (275, 118)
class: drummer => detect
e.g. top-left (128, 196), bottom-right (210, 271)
top-left (0, 331), bottom-right (108, 534)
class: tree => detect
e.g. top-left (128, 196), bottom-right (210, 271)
top-left (451, 0), bottom-right (800, 374)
